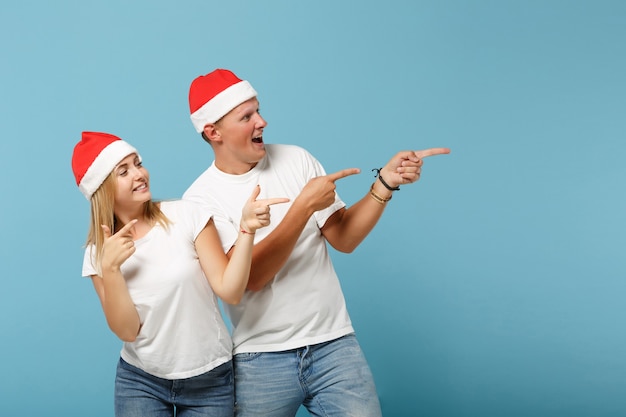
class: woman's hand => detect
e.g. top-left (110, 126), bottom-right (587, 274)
top-left (100, 219), bottom-right (138, 273)
top-left (240, 185), bottom-right (289, 234)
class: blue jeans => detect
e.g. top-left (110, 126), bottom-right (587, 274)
top-left (114, 358), bottom-right (234, 417)
top-left (233, 334), bottom-right (382, 417)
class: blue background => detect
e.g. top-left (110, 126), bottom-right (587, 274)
top-left (1, 1), bottom-right (625, 416)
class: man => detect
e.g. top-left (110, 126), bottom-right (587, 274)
top-left (183, 68), bottom-right (450, 416)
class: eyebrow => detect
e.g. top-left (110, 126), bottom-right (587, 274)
top-left (235, 101), bottom-right (259, 114)
top-left (115, 157), bottom-right (139, 171)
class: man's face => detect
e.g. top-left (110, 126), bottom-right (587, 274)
top-left (212, 97), bottom-right (268, 174)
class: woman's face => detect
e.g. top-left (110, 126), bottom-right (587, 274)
top-left (113, 153), bottom-right (151, 211)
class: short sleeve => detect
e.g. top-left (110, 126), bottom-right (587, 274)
top-left (81, 244), bottom-right (99, 277)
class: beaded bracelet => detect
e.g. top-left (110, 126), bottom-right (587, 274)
top-left (372, 168), bottom-right (400, 191)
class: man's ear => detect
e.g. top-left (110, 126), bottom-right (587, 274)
top-left (203, 124), bottom-right (221, 143)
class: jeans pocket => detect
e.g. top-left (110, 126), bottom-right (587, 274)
top-left (234, 352), bottom-right (263, 363)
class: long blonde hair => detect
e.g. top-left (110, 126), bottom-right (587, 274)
top-left (86, 172), bottom-right (170, 270)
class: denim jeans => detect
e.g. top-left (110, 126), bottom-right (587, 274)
top-left (114, 358), bottom-right (235, 417)
top-left (233, 334), bottom-right (382, 417)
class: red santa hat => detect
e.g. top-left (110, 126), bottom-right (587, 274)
top-left (189, 69), bottom-right (257, 133)
top-left (72, 131), bottom-right (139, 200)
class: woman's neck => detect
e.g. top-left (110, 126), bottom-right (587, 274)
top-left (115, 204), bottom-right (155, 239)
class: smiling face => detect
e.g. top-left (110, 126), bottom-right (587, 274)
top-left (113, 153), bottom-right (151, 213)
top-left (206, 97), bottom-right (268, 174)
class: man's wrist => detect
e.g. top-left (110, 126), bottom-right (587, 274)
top-left (370, 181), bottom-right (393, 202)
top-left (372, 167), bottom-right (400, 191)
top-left (291, 195), bottom-right (318, 218)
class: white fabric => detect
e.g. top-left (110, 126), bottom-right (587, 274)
top-left (190, 80), bottom-right (257, 132)
top-left (79, 140), bottom-right (139, 200)
top-left (81, 200), bottom-right (232, 379)
top-left (183, 144), bottom-right (354, 354)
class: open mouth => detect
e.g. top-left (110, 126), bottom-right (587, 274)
top-left (252, 136), bottom-right (263, 144)
top-left (134, 183), bottom-right (148, 192)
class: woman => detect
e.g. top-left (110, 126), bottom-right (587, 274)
top-left (71, 131), bottom-right (287, 417)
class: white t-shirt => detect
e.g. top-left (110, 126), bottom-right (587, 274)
top-left (82, 200), bottom-right (232, 379)
top-left (183, 144), bottom-right (354, 354)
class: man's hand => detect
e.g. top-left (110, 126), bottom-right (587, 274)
top-left (294, 168), bottom-right (361, 215)
top-left (378, 148), bottom-right (451, 188)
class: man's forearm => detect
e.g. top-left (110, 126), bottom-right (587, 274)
top-left (244, 201), bottom-right (314, 291)
top-left (322, 179), bottom-right (392, 253)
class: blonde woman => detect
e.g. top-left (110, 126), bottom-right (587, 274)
top-left (71, 131), bottom-right (287, 417)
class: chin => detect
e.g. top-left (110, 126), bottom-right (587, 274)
top-left (138, 193), bottom-right (152, 203)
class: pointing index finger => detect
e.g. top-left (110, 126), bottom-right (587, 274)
top-left (326, 168), bottom-right (361, 182)
top-left (117, 219), bottom-right (138, 236)
top-left (259, 197), bottom-right (290, 206)
top-left (415, 148), bottom-right (451, 159)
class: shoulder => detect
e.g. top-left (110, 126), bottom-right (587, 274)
top-left (159, 199), bottom-right (184, 211)
top-left (183, 163), bottom-right (230, 200)
top-left (159, 199), bottom-right (207, 217)
top-left (159, 200), bottom-right (213, 237)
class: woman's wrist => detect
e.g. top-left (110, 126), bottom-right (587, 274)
top-left (239, 225), bottom-right (255, 235)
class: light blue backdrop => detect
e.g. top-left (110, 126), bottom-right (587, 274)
top-left (1, 1), bottom-right (624, 416)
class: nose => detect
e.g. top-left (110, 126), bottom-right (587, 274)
top-left (129, 165), bottom-right (147, 180)
top-left (255, 113), bottom-right (267, 128)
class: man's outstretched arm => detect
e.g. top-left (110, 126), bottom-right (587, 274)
top-left (321, 148), bottom-right (451, 253)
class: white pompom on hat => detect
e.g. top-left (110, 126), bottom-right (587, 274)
top-left (72, 131), bottom-right (140, 200)
top-left (188, 68), bottom-right (257, 133)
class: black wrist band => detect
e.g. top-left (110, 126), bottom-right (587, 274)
top-left (372, 168), bottom-right (400, 191)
